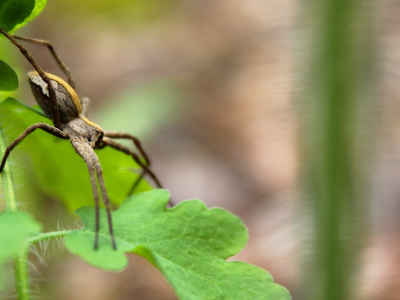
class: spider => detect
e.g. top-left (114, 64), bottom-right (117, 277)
top-left (0, 27), bottom-right (167, 250)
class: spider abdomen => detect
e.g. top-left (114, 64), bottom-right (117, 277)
top-left (28, 71), bottom-right (82, 123)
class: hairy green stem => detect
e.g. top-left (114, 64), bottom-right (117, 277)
top-left (0, 122), bottom-right (30, 300)
top-left (0, 122), bottom-right (18, 212)
top-left (28, 230), bottom-right (72, 244)
top-left (13, 230), bottom-right (72, 300)
top-left (14, 230), bottom-right (72, 300)
top-left (13, 247), bottom-right (30, 300)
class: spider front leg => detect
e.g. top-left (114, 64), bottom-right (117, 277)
top-left (0, 28), bottom-right (61, 128)
top-left (12, 35), bottom-right (75, 88)
top-left (0, 123), bottom-right (68, 172)
top-left (71, 137), bottom-right (117, 250)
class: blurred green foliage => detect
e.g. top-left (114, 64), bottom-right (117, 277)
top-left (44, 0), bottom-right (179, 28)
top-left (96, 81), bottom-right (183, 139)
top-left (0, 0), bottom-right (34, 31)
top-left (0, 60), bottom-right (18, 91)
top-left (0, 211), bottom-right (41, 264)
top-left (11, 0), bottom-right (47, 33)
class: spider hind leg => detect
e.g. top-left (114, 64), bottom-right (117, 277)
top-left (71, 137), bottom-right (116, 250)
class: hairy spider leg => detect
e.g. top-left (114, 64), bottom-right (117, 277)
top-left (71, 137), bottom-right (117, 250)
top-left (0, 123), bottom-right (68, 172)
top-left (12, 35), bottom-right (75, 88)
top-left (92, 151), bottom-right (116, 249)
top-left (103, 131), bottom-right (151, 164)
top-left (0, 28), bottom-right (61, 128)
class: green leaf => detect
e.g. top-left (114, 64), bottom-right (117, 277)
top-left (0, 211), bottom-right (42, 263)
top-left (0, 0), bottom-right (35, 32)
top-left (0, 97), bottom-right (152, 212)
top-left (65, 231), bottom-right (134, 270)
top-left (65, 190), bottom-right (291, 300)
top-left (0, 60), bottom-right (18, 91)
top-left (12, 0), bottom-right (48, 33)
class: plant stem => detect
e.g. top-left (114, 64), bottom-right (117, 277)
top-left (0, 122), bottom-right (18, 212)
top-left (301, 1), bottom-right (374, 299)
top-left (13, 247), bottom-right (30, 300)
top-left (0, 123), bottom-right (31, 299)
top-left (28, 230), bottom-right (72, 244)
top-left (12, 231), bottom-right (73, 300)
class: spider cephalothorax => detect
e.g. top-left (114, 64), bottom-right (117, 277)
top-left (0, 27), bottom-right (167, 250)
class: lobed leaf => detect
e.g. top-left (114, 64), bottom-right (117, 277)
top-left (0, 211), bottom-right (41, 263)
top-left (65, 189), bottom-right (291, 300)
top-left (0, 97), bottom-right (152, 212)
top-left (0, 60), bottom-right (18, 91)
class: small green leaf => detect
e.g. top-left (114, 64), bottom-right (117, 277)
top-left (0, 97), bottom-right (152, 212)
top-left (0, 0), bottom-right (35, 32)
top-left (0, 60), bottom-right (18, 91)
top-left (65, 190), bottom-right (291, 300)
top-left (0, 211), bottom-right (42, 263)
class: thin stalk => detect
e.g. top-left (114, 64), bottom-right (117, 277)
top-left (0, 122), bottom-right (18, 212)
top-left (13, 247), bottom-right (30, 300)
top-left (0, 122), bottom-right (31, 299)
top-left (27, 230), bottom-right (71, 244)
top-left (300, 0), bottom-right (374, 299)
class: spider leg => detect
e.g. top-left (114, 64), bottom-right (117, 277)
top-left (103, 131), bottom-right (151, 194)
top-left (103, 131), bottom-right (151, 165)
top-left (90, 151), bottom-right (117, 250)
top-left (81, 97), bottom-right (90, 117)
top-left (0, 123), bottom-right (67, 173)
top-left (71, 138), bottom-right (116, 250)
top-left (99, 137), bottom-right (163, 189)
top-left (0, 28), bottom-right (61, 128)
top-left (12, 35), bottom-right (75, 88)
top-left (72, 142), bottom-right (100, 249)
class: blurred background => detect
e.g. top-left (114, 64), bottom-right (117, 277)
top-left (1, 0), bottom-right (398, 299)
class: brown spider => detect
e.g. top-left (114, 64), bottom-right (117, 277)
top-left (0, 28), bottom-right (167, 250)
